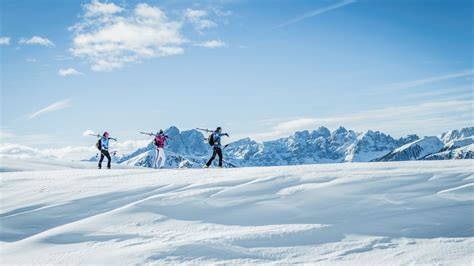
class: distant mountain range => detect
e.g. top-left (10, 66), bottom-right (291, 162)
top-left (110, 126), bottom-right (473, 168)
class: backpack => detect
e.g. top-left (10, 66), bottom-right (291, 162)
top-left (96, 139), bottom-right (102, 150)
top-left (154, 137), bottom-right (160, 146)
top-left (207, 134), bottom-right (214, 146)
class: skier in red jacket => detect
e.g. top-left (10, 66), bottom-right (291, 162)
top-left (154, 130), bottom-right (169, 168)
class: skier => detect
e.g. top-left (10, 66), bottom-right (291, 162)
top-left (204, 127), bottom-right (229, 168)
top-left (153, 130), bottom-right (169, 169)
top-left (98, 131), bottom-right (112, 169)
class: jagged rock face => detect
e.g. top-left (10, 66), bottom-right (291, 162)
top-left (225, 138), bottom-right (262, 165)
top-left (398, 134), bottom-right (420, 146)
top-left (441, 127), bottom-right (474, 143)
top-left (314, 126), bottom-right (331, 138)
top-left (246, 127), bottom-right (348, 166)
top-left (439, 127), bottom-right (474, 151)
top-left (345, 130), bottom-right (400, 162)
top-left (164, 127), bottom-right (209, 156)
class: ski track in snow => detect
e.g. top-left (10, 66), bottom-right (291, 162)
top-left (0, 160), bottom-right (473, 264)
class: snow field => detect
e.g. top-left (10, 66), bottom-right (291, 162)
top-left (1, 160), bottom-right (473, 264)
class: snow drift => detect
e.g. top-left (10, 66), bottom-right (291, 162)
top-left (1, 160), bottom-right (473, 264)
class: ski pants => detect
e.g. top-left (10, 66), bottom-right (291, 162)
top-left (206, 146), bottom-right (223, 167)
top-left (99, 150), bottom-right (111, 168)
top-left (154, 148), bottom-right (166, 168)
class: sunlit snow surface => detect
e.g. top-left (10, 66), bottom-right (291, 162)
top-left (1, 160), bottom-right (473, 264)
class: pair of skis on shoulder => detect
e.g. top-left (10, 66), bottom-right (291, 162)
top-left (196, 128), bottom-right (230, 148)
top-left (89, 133), bottom-right (117, 141)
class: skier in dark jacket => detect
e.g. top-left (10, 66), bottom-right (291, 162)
top-left (98, 131), bottom-right (112, 169)
top-left (204, 127), bottom-right (229, 168)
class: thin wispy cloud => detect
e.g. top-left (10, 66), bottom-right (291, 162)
top-left (58, 68), bottom-right (84, 76)
top-left (28, 100), bottom-right (72, 120)
top-left (19, 36), bottom-right (55, 47)
top-left (278, 0), bottom-right (356, 28)
top-left (377, 69), bottom-right (474, 93)
top-left (406, 84), bottom-right (473, 101)
top-left (184, 8), bottom-right (217, 33)
top-left (196, 40), bottom-right (226, 48)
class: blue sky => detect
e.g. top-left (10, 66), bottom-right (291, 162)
top-left (0, 0), bottom-right (472, 155)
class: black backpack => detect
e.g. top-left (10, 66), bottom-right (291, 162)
top-left (207, 134), bottom-right (214, 146)
top-left (96, 139), bottom-right (102, 150)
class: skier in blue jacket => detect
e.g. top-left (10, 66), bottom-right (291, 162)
top-left (205, 127), bottom-right (229, 168)
top-left (98, 132), bottom-right (112, 169)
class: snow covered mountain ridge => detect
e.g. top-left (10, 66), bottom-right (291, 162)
top-left (119, 126), bottom-right (473, 168)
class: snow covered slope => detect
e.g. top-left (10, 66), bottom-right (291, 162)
top-left (375, 136), bottom-right (444, 161)
top-left (433, 127), bottom-right (474, 159)
top-left (424, 144), bottom-right (474, 160)
top-left (1, 160), bottom-right (473, 264)
top-left (441, 126), bottom-right (474, 145)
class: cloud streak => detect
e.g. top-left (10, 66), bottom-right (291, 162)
top-left (28, 100), bottom-right (72, 120)
top-left (278, 0), bottom-right (356, 28)
top-left (196, 40), bottom-right (226, 48)
top-left (375, 69), bottom-right (474, 93)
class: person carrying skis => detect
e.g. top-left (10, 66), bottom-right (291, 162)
top-left (154, 130), bottom-right (169, 169)
top-left (98, 131), bottom-right (112, 169)
top-left (204, 127), bottom-right (229, 168)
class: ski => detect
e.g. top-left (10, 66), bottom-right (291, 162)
top-left (140, 132), bottom-right (157, 137)
top-left (89, 133), bottom-right (117, 141)
top-left (141, 132), bottom-right (172, 142)
top-left (196, 128), bottom-right (214, 133)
